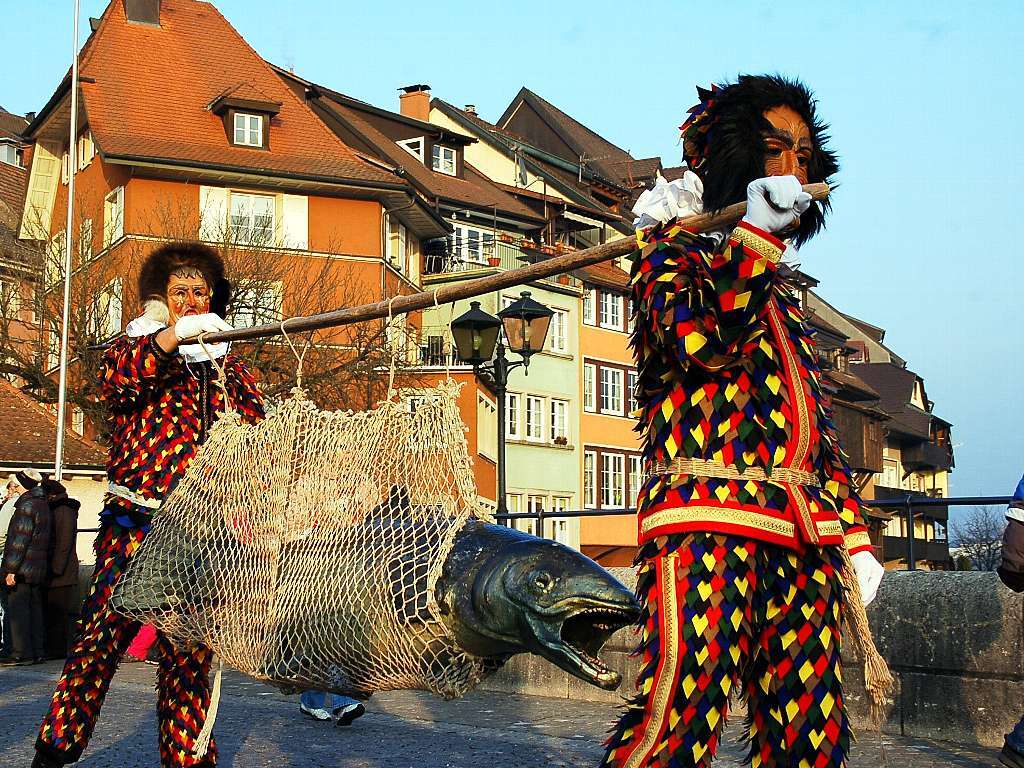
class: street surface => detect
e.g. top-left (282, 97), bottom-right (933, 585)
top-left (0, 660), bottom-right (1002, 767)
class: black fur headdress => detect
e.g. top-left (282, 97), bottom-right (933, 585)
top-left (680, 74), bottom-right (839, 246)
top-left (137, 241), bottom-right (231, 319)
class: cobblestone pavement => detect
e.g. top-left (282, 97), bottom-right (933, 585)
top-left (0, 660), bottom-right (1003, 767)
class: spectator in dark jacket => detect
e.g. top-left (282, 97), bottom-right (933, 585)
top-left (0, 473), bottom-right (24, 659)
top-left (42, 480), bottom-right (80, 660)
top-left (1, 470), bottom-right (52, 665)
top-left (998, 473), bottom-right (1024, 768)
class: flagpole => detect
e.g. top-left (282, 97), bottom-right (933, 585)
top-left (55, 0), bottom-right (81, 483)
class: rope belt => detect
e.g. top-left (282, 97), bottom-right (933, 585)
top-left (647, 458), bottom-right (820, 487)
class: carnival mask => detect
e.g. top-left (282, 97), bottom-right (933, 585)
top-left (165, 268), bottom-right (211, 324)
top-left (762, 105), bottom-right (812, 184)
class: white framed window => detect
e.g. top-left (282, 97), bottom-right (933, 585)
top-left (627, 370), bottom-right (639, 415)
top-left (525, 395), bottom-right (544, 441)
top-left (629, 455), bottom-right (643, 505)
top-left (78, 218), bottom-right (93, 264)
top-left (432, 144), bottom-right (457, 175)
top-left (46, 321), bottom-right (60, 371)
top-left (397, 137), bottom-right (424, 162)
top-left (881, 457), bottom-right (899, 489)
top-left (385, 213), bottom-right (410, 273)
top-left (549, 496), bottom-right (571, 544)
top-left (87, 278), bottom-right (123, 340)
top-left (582, 288), bottom-right (595, 325)
top-left (583, 363), bottom-right (596, 412)
top-left (600, 452), bottom-right (625, 508)
top-left (103, 186), bottom-right (124, 246)
top-left (77, 131), bottom-right (94, 170)
top-left (600, 367), bottom-right (623, 415)
top-left (233, 113), bottom-right (264, 147)
top-left (548, 308), bottom-right (568, 353)
top-left (583, 451), bottom-right (596, 508)
top-left (550, 399), bottom-right (568, 443)
top-left (452, 225), bottom-right (494, 264)
top-left (229, 192), bottom-right (274, 244)
top-left (46, 232), bottom-right (65, 288)
top-left (506, 392), bottom-right (520, 438)
top-left (0, 143), bottom-right (19, 167)
top-left (599, 291), bottom-right (622, 330)
top-left (231, 279), bottom-right (283, 327)
top-left (71, 407), bottom-right (85, 436)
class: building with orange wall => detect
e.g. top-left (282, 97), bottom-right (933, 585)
top-left (17, 0), bottom-right (449, 430)
top-left (573, 261), bottom-right (641, 566)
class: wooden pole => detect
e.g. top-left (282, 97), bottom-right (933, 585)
top-left (191, 183), bottom-right (829, 345)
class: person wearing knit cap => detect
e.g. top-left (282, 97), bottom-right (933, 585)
top-left (1, 467), bottom-right (50, 666)
top-left (34, 242), bottom-right (264, 768)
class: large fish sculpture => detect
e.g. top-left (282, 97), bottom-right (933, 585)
top-left (112, 507), bottom-right (640, 699)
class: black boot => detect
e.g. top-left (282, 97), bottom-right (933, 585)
top-left (31, 749), bottom-right (67, 768)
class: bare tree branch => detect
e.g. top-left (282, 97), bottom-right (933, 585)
top-left (950, 506), bottom-right (1006, 571)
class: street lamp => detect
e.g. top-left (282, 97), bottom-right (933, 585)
top-left (451, 292), bottom-right (552, 517)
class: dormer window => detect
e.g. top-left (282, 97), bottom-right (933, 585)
top-left (432, 144), bottom-right (457, 176)
top-left (397, 137), bottom-right (424, 162)
top-left (209, 86), bottom-right (281, 151)
top-left (234, 113), bottom-right (264, 147)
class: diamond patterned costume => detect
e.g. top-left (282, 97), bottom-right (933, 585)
top-left (600, 220), bottom-right (871, 768)
top-left (36, 333), bottom-right (263, 767)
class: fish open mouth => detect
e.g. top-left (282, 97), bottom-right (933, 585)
top-left (528, 603), bottom-right (638, 690)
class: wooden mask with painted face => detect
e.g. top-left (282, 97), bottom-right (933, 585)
top-left (762, 105), bottom-right (812, 184)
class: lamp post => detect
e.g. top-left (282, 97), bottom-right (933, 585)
top-left (451, 292), bottom-right (552, 518)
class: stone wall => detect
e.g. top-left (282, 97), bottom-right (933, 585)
top-left (479, 568), bottom-right (1023, 748)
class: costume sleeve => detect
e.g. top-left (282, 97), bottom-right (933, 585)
top-left (818, 404), bottom-right (874, 556)
top-left (99, 333), bottom-right (178, 412)
top-left (633, 220), bottom-right (784, 372)
top-left (225, 356), bottom-right (265, 425)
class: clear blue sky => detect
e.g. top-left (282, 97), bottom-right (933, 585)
top-left (5, 1), bottom-right (1023, 516)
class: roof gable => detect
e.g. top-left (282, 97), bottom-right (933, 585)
top-left (37, 0), bottom-right (397, 186)
top-left (0, 381), bottom-right (105, 467)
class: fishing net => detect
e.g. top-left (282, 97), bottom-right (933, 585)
top-left (111, 379), bottom-right (495, 701)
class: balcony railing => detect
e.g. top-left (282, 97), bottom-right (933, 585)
top-left (423, 239), bottom-right (581, 288)
top-left (901, 441), bottom-right (954, 472)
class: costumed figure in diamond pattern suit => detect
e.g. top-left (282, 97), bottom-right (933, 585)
top-left (599, 75), bottom-right (885, 768)
top-left (33, 242), bottom-right (264, 768)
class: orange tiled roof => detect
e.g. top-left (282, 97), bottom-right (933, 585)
top-left (74, 0), bottom-right (397, 185)
top-left (0, 162), bottom-right (28, 232)
top-left (576, 260), bottom-right (629, 292)
top-left (0, 381), bottom-right (106, 467)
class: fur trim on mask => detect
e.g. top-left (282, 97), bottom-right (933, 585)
top-left (143, 299), bottom-right (170, 325)
top-left (137, 241), bottom-right (232, 319)
top-left (683, 74), bottom-right (839, 247)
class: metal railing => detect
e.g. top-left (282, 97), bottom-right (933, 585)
top-left (76, 494), bottom-right (1012, 572)
top-left (424, 239), bottom-right (582, 288)
top-left (493, 494), bottom-right (1015, 571)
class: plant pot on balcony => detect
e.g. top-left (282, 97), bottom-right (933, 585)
top-left (520, 239), bottom-right (537, 249)
top-left (498, 233), bottom-right (514, 243)
top-left (540, 245), bottom-right (556, 255)
top-left (487, 256), bottom-right (501, 267)
top-left (557, 274), bottom-right (570, 285)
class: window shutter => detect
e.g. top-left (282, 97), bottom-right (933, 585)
top-left (20, 143), bottom-right (60, 239)
top-left (279, 194), bottom-right (308, 249)
top-left (198, 186), bottom-right (228, 242)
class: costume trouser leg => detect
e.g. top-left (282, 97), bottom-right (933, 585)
top-left (599, 533), bottom-right (849, 768)
top-left (36, 525), bottom-right (218, 766)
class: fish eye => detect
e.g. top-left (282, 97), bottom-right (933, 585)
top-left (530, 571), bottom-right (555, 593)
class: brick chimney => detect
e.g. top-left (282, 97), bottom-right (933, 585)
top-left (125, 0), bottom-right (161, 26)
top-left (399, 84), bottom-right (431, 122)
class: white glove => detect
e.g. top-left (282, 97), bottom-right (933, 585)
top-left (741, 175), bottom-right (812, 234)
top-left (173, 312), bottom-right (233, 342)
top-left (851, 550), bottom-right (885, 606)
